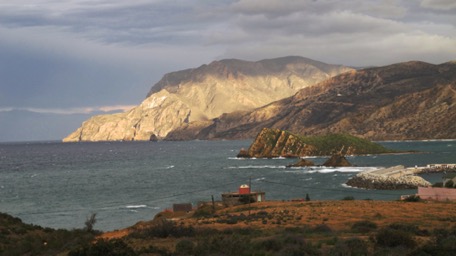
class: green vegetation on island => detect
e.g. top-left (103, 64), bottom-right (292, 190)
top-left (238, 128), bottom-right (396, 158)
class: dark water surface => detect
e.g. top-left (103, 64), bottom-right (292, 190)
top-left (0, 140), bottom-right (455, 231)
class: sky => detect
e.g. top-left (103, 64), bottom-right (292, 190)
top-left (0, 0), bottom-right (455, 141)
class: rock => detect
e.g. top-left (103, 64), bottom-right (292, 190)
top-left (323, 155), bottom-right (352, 167)
top-left (236, 148), bottom-right (250, 158)
top-left (346, 169), bottom-right (432, 190)
top-left (286, 159), bottom-right (315, 167)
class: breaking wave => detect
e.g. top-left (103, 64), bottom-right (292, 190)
top-left (227, 165), bottom-right (287, 169)
top-left (125, 205), bottom-right (147, 209)
top-left (285, 167), bottom-right (379, 174)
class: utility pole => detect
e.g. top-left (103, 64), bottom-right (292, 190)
top-left (211, 195), bottom-right (215, 214)
top-left (248, 176), bottom-right (252, 216)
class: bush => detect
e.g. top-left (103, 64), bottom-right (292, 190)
top-left (193, 205), bottom-right (214, 218)
top-left (193, 234), bottom-right (251, 256)
top-left (374, 228), bottom-right (416, 249)
top-left (432, 182), bottom-right (443, 187)
top-left (84, 213), bottom-right (97, 233)
top-left (351, 220), bottom-right (378, 233)
top-left (330, 238), bottom-right (369, 256)
top-left (403, 195), bottom-right (421, 202)
top-left (278, 235), bottom-right (320, 256)
top-left (68, 239), bottom-right (136, 256)
top-left (313, 224), bottom-right (333, 234)
top-left (388, 223), bottom-right (429, 236)
top-left (445, 180), bottom-right (454, 188)
top-left (258, 237), bottom-right (284, 252)
top-left (342, 196), bottom-right (355, 201)
top-left (129, 219), bottom-right (194, 238)
top-left (175, 239), bottom-right (195, 255)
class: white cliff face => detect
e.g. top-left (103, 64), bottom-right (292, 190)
top-left (63, 57), bottom-right (353, 142)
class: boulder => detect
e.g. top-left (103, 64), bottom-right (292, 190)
top-left (287, 159), bottom-right (315, 167)
top-left (323, 155), bottom-right (352, 167)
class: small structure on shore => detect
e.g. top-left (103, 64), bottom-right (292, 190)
top-left (221, 184), bottom-right (265, 206)
top-left (416, 187), bottom-right (456, 201)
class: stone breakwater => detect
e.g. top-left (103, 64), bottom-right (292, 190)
top-left (346, 165), bottom-right (431, 190)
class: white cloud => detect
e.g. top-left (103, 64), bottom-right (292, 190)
top-left (0, 105), bottom-right (136, 115)
top-left (420, 0), bottom-right (456, 10)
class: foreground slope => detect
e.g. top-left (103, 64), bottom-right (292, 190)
top-left (96, 200), bottom-right (456, 255)
top-left (169, 61), bottom-right (456, 140)
top-left (63, 56), bottom-right (352, 142)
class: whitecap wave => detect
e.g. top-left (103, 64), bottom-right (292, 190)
top-left (228, 157), bottom-right (245, 160)
top-left (227, 165), bottom-right (286, 169)
top-left (284, 167), bottom-right (379, 174)
top-left (126, 205), bottom-right (147, 209)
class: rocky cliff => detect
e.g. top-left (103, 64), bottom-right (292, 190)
top-left (63, 56), bottom-right (352, 142)
top-left (169, 61), bottom-right (456, 141)
top-left (237, 128), bottom-right (394, 158)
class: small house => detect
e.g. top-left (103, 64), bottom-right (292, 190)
top-left (221, 184), bottom-right (265, 206)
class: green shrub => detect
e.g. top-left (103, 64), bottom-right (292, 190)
top-left (129, 219), bottom-right (194, 238)
top-left (330, 238), bottom-right (369, 256)
top-left (313, 224), bottom-right (333, 234)
top-left (342, 196), bottom-right (355, 201)
top-left (403, 195), bottom-right (422, 202)
top-left (351, 220), bottom-right (378, 233)
top-left (175, 239), bottom-right (195, 255)
top-left (388, 223), bottom-right (429, 236)
top-left (257, 237), bottom-right (283, 252)
top-left (193, 205), bottom-right (214, 218)
top-left (432, 182), bottom-right (443, 187)
top-left (374, 228), bottom-right (416, 249)
top-left (68, 239), bottom-right (136, 256)
top-left (193, 234), bottom-right (251, 256)
top-left (445, 180), bottom-right (454, 188)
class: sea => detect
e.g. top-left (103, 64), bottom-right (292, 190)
top-left (0, 139), bottom-right (455, 232)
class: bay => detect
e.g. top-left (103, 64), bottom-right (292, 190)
top-left (0, 140), bottom-right (455, 231)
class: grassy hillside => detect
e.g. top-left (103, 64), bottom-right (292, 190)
top-left (0, 212), bottom-right (96, 256)
top-left (2, 199), bottom-right (456, 255)
top-left (244, 128), bottom-right (397, 158)
top-left (299, 133), bottom-right (396, 155)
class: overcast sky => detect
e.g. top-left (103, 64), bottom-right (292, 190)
top-left (0, 0), bottom-right (455, 138)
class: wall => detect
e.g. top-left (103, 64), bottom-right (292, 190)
top-left (417, 187), bottom-right (456, 201)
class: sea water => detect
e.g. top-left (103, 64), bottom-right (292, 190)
top-left (0, 140), bottom-right (455, 231)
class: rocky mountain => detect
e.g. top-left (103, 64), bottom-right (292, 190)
top-left (168, 61), bottom-right (456, 141)
top-left (63, 56), bottom-right (353, 142)
top-left (236, 128), bottom-right (394, 158)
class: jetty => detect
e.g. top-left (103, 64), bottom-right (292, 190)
top-left (346, 165), bottom-right (431, 189)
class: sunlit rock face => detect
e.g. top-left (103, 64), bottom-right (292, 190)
top-left (174, 61), bottom-right (456, 141)
top-left (63, 56), bottom-right (352, 142)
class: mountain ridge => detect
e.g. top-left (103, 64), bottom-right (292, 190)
top-left (63, 56), bottom-right (353, 142)
top-left (166, 60), bottom-right (456, 141)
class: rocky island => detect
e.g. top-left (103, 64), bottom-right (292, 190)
top-left (237, 128), bottom-right (395, 158)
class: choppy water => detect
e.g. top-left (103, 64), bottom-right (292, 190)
top-left (0, 140), bottom-right (455, 231)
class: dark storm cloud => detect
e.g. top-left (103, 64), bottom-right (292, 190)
top-left (0, 0), bottom-right (455, 141)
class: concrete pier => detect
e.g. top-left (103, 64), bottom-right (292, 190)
top-left (346, 165), bottom-right (431, 190)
